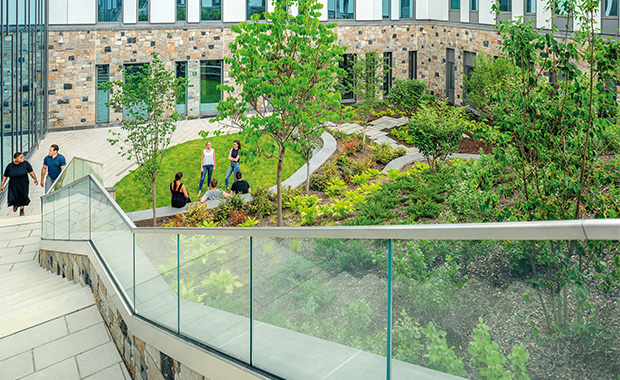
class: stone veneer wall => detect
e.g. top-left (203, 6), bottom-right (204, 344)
top-left (39, 249), bottom-right (210, 380)
top-left (48, 22), bottom-right (503, 130)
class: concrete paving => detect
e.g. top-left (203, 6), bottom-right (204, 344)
top-left (329, 116), bottom-right (418, 155)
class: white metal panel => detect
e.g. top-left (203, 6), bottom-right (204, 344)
top-left (48, 0), bottom-right (68, 24)
top-left (416, 0), bottom-right (429, 20)
top-left (391, 0), bottom-right (399, 19)
top-left (461, 2), bottom-right (469, 22)
top-left (124, 0), bottom-right (138, 23)
top-left (373, 0), bottom-right (382, 19)
top-left (429, 0), bottom-right (448, 20)
top-left (151, 0), bottom-right (176, 22)
top-left (67, 0), bottom-right (96, 24)
top-left (187, 0), bottom-right (200, 22)
top-left (478, 0), bottom-right (494, 24)
top-left (536, 0), bottom-right (551, 28)
top-left (223, 0), bottom-right (246, 22)
top-left (318, 0), bottom-right (328, 20)
top-left (512, 0), bottom-right (523, 19)
top-left (356, 0), bottom-right (374, 19)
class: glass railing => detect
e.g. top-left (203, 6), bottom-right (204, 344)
top-left (41, 172), bottom-right (620, 380)
top-left (49, 156), bottom-right (104, 193)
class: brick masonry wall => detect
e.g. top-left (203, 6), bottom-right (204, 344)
top-left (39, 249), bottom-right (208, 380)
top-left (47, 23), bottom-right (503, 129)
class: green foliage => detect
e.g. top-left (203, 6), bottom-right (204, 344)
top-left (462, 53), bottom-right (520, 116)
top-left (388, 78), bottom-right (433, 118)
top-left (394, 103), bottom-right (466, 171)
top-left (290, 279), bottom-right (337, 315)
top-left (238, 216), bottom-right (259, 227)
top-left (407, 200), bottom-right (442, 220)
top-left (246, 188), bottom-right (277, 217)
top-left (310, 160), bottom-right (339, 191)
top-left (201, 268), bottom-right (243, 298)
top-left (269, 256), bottom-right (315, 291)
top-left (214, 0), bottom-right (348, 225)
top-left (100, 52), bottom-right (188, 225)
top-left (423, 322), bottom-right (467, 376)
top-left (371, 141), bottom-right (402, 165)
top-left (325, 178), bottom-right (347, 197)
top-left (311, 239), bottom-right (377, 273)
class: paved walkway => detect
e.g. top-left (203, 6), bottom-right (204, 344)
top-left (329, 115), bottom-right (419, 154)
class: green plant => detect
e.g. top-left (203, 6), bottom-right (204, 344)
top-left (328, 198), bottom-right (354, 219)
top-left (325, 178), bottom-right (347, 197)
top-left (238, 216), bottom-right (259, 227)
top-left (290, 279), bottom-right (336, 315)
top-left (214, 0), bottom-right (348, 226)
top-left (371, 142), bottom-right (397, 165)
top-left (299, 203), bottom-right (322, 225)
top-left (392, 309), bottom-right (425, 364)
top-left (423, 322), bottom-right (467, 376)
top-left (387, 78), bottom-right (433, 118)
top-left (407, 200), bottom-right (442, 220)
top-left (311, 239), bottom-right (377, 273)
top-left (247, 188), bottom-right (276, 217)
top-left (201, 268), bottom-right (243, 298)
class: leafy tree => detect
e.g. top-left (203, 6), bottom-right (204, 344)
top-left (214, 0), bottom-right (347, 225)
top-left (477, 2), bottom-right (620, 334)
top-left (387, 78), bottom-right (433, 118)
top-left (349, 50), bottom-right (387, 143)
top-left (100, 52), bottom-right (188, 226)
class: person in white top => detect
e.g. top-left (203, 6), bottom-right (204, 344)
top-left (197, 141), bottom-right (216, 197)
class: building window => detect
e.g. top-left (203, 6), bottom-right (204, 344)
top-left (176, 62), bottom-right (187, 115)
top-left (123, 63), bottom-right (148, 119)
top-left (200, 60), bottom-right (222, 113)
top-left (401, 0), bottom-right (414, 18)
top-left (96, 65), bottom-right (110, 123)
top-left (248, 0), bottom-right (266, 19)
top-left (328, 0), bottom-right (354, 19)
top-left (383, 0), bottom-right (391, 18)
top-left (450, 0), bottom-right (460, 10)
top-left (555, 0), bottom-right (569, 14)
top-left (177, 0), bottom-right (187, 21)
top-left (446, 48), bottom-right (455, 104)
top-left (408, 51), bottom-right (417, 79)
top-left (339, 54), bottom-right (355, 101)
top-left (471, 0), bottom-right (479, 11)
top-left (98, 0), bottom-right (122, 22)
top-left (383, 52), bottom-right (392, 97)
top-left (201, 0), bottom-right (222, 20)
top-left (138, 0), bottom-right (149, 22)
top-left (464, 51), bottom-right (476, 103)
top-left (604, 0), bottom-right (618, 16)
top-left (499, 0), bottom-right (512, 12)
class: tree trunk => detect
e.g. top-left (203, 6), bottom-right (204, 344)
top-left (306, 155), bottom-right (310, 194)
top-left (276, 146), bottom-right (286, 226)
top-left (152, 179), bottom-right (157, 227)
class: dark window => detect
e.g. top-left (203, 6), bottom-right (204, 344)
top-left (526, 0), bottom-right (536, 12)
top-left (401, 0), bottom-right (414, 18)
top-left (200, 60), bottom-right (222, 112)
top-left (409, 51), bottom-right (417, 80)
top-left (446, 48), bottom-right (455, 104)
top-left (339, 54), bottom-right (356, 101)
top-left (328, 0), bottom-right (354, 19)
top-left (96, 65), bottom-right (110, 122)
top-left (464, 51), bottom-right (476, 103)
top-left (451, 0), bottom-right (460, 10)
top-left (383, 0), bottom-right (391, 18)
top-left (201, 0), bottom-right (222, 20)
top-left (470, 0), bottom-right (479, 10)
top-left (604, 0), bottom-right (618, 16)
top-left (138, 0), bottom-right (149, 22)
top-left (248, 0), bottom-right (266, 19)
top-left (499, 0), bottom-right (512, 12)
top-left (176, 62), bottom-right (187, 115)
top-left (98, 0), bottom-right (122, 22)
top-left (177, 0), bottom-right (187, 21)
top-left (383, 52), bottom-right (392, 97)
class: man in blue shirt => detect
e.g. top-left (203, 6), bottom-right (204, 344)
top-left (41, 144), bottom-right (66, 193)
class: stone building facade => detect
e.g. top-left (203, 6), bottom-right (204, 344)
top-left (47, 22), bottom-right (503, 129)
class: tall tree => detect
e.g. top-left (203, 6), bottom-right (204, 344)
top-left (100, 52), bottom-right (188, 226)
top-left (349, 50), bottom-right (387, 143)
top-left (214, 0), bottom-right (347, 226)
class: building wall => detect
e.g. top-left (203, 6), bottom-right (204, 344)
top-left (47, 22), bottom-right (503, 129)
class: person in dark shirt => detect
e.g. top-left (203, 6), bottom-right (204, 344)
top-left (41, 144), bottom-right (67, 193)
top-left (230, 171), bottom-right (251, 195)
top-left (0, 152), bottom-right (39, 216)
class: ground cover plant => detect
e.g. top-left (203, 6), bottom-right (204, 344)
top-left (114, 133), bottom-right (305, 212)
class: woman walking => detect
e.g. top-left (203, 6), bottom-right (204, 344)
top-left (224, 140), bottom-right (241, 190)
top-left (197, 141), bottom-right (215, 197)
top-left (0, 152), bottom-right (38, 216)
top-left (170, 172), bottom-right (191, 208)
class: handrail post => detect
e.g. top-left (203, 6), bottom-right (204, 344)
top-left (250, 236), bottom-right (253, 366)
top-left (386, 238), bottom-right (392, 380)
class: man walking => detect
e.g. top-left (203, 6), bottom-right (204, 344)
top-left (41, 144), bottom-right (66, 193)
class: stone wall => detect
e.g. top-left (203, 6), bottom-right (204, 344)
top-left (39, 249), bottom-right (210, 380)
top-left (47, 23), bottom-right (503, 129)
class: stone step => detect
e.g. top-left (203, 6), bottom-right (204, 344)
top-left (0, 285), bottom-right (94, 338)
top-left (0, 269), bottom-right (62, 293)
top-left (0, 281), bottom-right (80, 315)
top-left (0, 265), bottom-right (43, 285)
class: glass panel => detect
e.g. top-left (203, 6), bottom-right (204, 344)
top-left (200, 60), bottom-right (221, 113)
top-left (500, 0), bottom-right (512, 11)
top-left (408, 51), bottom-right (417, 80)
top-left (470, 0), bottom-right (479, 11)
top-left (135, 232), bottom-right (179, 332)
top-left (53, 186), bottom-right (70, 240)
top-left (138, 0), bottom-right (149, 22)
top-left (179, 234), bottom-right (250, 363)
top-left (253, 237), bottom-right (388, 379)
top-left (175, 61), bottom-right (187, 115)
top-left (68, 179), bottom-right (90, 240)
top-left (41, 191), bottom-right (56, 239)
top-left (400, 0), bottom-right (414, 18)
top-left (328, 0), bottom-right (354, 19)
top-left (96, 65), bottom-right (109, 123)
top-left (98, 0), bottom-right (123, 22)
top-left (451, 0), bottom-right (460, 10)
top-left (200, 0), bottom-right (222, 20)
top-left (247, 0), bottom-right (265, 19)
top-left (339, 54), bottom-right (355, 101)
top-left (177, 0), bottom-right (186, 21)
top-left (90, 185), bottom-right (134, 307)
top-left (383, 0), bottom-right (390, 18)
top-left (604, 0), bottom-right (618, 16)
top-left (383, 52), bottom-right (392, 96)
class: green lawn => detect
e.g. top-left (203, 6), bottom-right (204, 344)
top-left (114, 133), bottom-right (306, 212)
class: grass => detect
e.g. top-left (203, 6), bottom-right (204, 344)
top-left (114, 133), bottom-right (306, 212)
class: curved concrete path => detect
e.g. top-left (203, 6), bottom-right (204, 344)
top-left (382, 153), bottom-right (481, 173)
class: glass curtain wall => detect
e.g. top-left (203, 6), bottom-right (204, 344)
top-left (177, 0), bottom-right (186, 20)
top-left (1, 0), bottom-right (47, 175)
top-left (200, 60), bottom-right (222, 113)
top-left (400, 0), bottom-right (414, 18)
top-left (201, 0), bottom-right (222, 20)
top-left (328, 0), bottom-right (354, 19)
top-left (98, 0), bottom-right (122, 22)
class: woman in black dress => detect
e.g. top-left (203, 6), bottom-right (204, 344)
top-left (170, 172), bottom-right (190, 208)
top-left (0, 152), bottom-right (39, 216)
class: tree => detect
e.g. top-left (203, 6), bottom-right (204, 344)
top-left (100, 52), bottom-right (188, 226)
top-left (214, 0), bottom-right (347, 226)
top-left (387, 78), bottom-right (433, 118)
top-left (349, 51), bottom-right (387, 143)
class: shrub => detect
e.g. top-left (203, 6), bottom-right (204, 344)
top-left (388, 78), bottom-right (433, 118)
top-left (325, 178), bottom-right (347, 197)
top-left (311, 239), bottom-right (377, 273)
top-left (230, 209), bottom-right (248, 226)
top-left (164, 203), bottom-right (214, 227)
top-left (351, 157), bottom-right (374, 176)
top-left (397, 103), bottom-right (467, 171)
top-left (247, 188), bottom-right (276, 217)
top-left (372, 142), bottom-right (397, 165)
top-left (408, 200), bottom-right (442, 220)
top-left (223, 192), bottom-right (246, 211)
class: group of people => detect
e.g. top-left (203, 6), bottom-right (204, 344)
top-left (0, 144), bottom-right (66, 216)
top-left (170, 139), bottom-right (251, 208)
